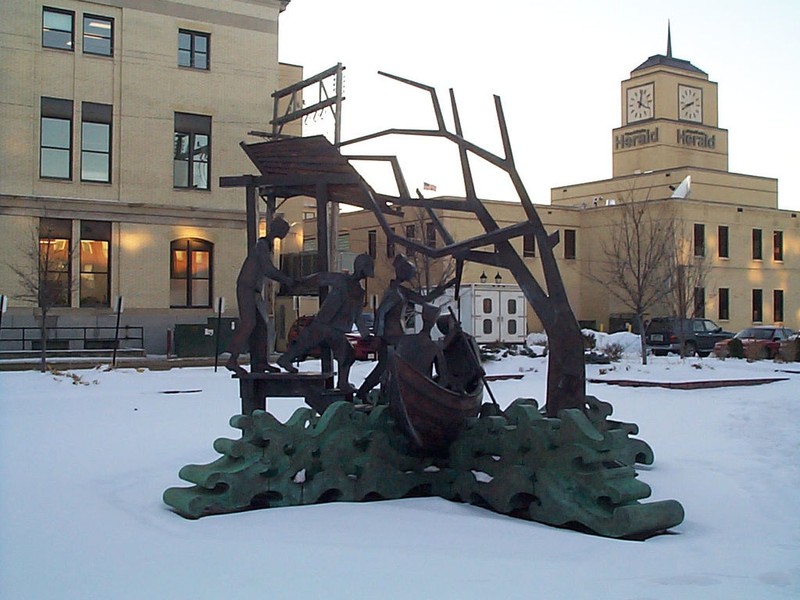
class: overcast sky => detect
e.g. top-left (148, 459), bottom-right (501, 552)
top-left (278, 1), bottom-right (800, 211)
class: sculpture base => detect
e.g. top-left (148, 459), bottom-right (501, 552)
top-left (163, 396), bottom-right (684, 539)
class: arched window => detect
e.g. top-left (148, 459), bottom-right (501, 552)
top-left (170, 238), bottom-right (212, 307)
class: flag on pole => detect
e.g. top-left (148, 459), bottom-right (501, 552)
top-left (423, 182), bottom-right (437, 191)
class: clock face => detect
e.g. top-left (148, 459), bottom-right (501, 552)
top-left (627, 83), bottom-right (654, 123)
top-left (678, 85), bottom-right (703, 122)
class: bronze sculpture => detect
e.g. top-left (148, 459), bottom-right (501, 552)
top-left (225, 217), bottom-right (296, 375)
top-left (277, 253), bottom-right (374, 391)
top-left (356, 254), bottom-right (454, 401)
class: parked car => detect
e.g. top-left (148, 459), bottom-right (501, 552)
top-left (714, 326), bottom-right (795, 359)
top-left (286, 313), bottom-right (378, 361)
top-left (644, 317), bottom-right (734, 357)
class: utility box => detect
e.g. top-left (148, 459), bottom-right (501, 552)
top-left (418, 283), bottom-right (527, 344)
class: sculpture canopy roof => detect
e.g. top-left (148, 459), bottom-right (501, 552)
top-left (239, 135), bottom-right (391, 212)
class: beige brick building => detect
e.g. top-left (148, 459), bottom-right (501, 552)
top-left (0, 0), bottom-right (298, 353)
top-left (293, 45), bottom-right (798, 337)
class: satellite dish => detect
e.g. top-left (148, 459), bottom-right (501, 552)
top-left (670, 175), bottom-right (691, 199)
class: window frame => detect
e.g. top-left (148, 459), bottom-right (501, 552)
top-left (79, 220), bottom-right (111, 307)
top-left (717, 225), bottom-right (729, 259)
top-left (367, 230), bottom-right (377, 259)
top-left (170, 238), bottom-right (213, 308)
top-left (81, 102), bottom-right (112, 183)
top-left (564, 228), bottom-right (576, 260)
top-left (173, 112), bottom-right (211, 190)
top-left (178, 29), bottom-right (210, 70)
top-left (39, 217), bottom-right (72, 308)
top-left (773, 230), bottom-right (784, 262)
top-left (752, 288), bottom-right (763, 323)
top-left (773, 289), bottom-right (784, 322)
top-left (40, 97), bottom-right (73, 180)
top-left (523, 234), bottom-right (536, 258)
top-left (82, 14), bottom-right (113, 56)
top-left (718, 287), bottom-right (730, 321)
top-left (42, 7), bottom-right (74, 51)
top-left (693, 223), bottom-right (705, 257)
top-left (752, 228), bottom-right (763, 261)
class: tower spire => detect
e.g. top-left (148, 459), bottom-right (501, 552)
top-left (667, 20), bottom-right (672, 57)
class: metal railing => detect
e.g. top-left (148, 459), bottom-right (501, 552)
top-left (0, 326), bottom-right (144, 352)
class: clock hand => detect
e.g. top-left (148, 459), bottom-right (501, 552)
top-left (682, 101), bottom-right (695, 109)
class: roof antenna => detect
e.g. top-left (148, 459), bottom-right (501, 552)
top-left (666, 20), bottom-right (673, 57)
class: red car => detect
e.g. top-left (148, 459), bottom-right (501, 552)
top-left (713, 326), bottom-right (795, 359)
top-left (286, 314), bottom-right (379, 361)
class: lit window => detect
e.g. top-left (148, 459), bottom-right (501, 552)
top-left (178, 30), bottom-right (209, 69)
top-left (40, 97), bottom-right (73, 180)
top-left (42, 8), bottom-right (74, 51)
top-left (39, 218), bottom-right (72, 307)
top-left (174, 113), bottom-right (211, 190)
top-left (170, 239), bottom-right (212, 307)
top-left (81, 102), bottom-right (112, 183)
top-left (80, 221), bottom-right (111, 307)
top-left (83, 15), bottom-right (113, 56)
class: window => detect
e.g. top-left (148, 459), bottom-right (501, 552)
top-left (405, 224), bottom-right (416, 256)
top-left (178, 29), bottom-right (209, 69)
top-left (523, 234), bottom-right (535, 258)
top-left (302, 237), bottom-right (317, 252)
top-left (564, 229), bottom-right (576, 259)
top-left (693, 287), bottom-right (705, 318)
top-left (718, 225), bottom-right (729, 259)
top-left (40, 97), bottom-right (73, 180)
top-left (337, 232), bottom-right (350, 252)
top-left (386, 227), bottom-right (395, 258)
top-left (752, 229), bottom-right (762, 260)
top-left (80, 221), bottom-right (110, 306)
top-left (42, 8), bottom-right (74, 50)
top-left (83, 15), bottom-right (113, 56)
top-left (367, 230), bottom-right (377, 259)
top-left (693, 223), bottom-right (705, 257)
top-left (170, 239), bottom-right (212, 307)
top-left (39, 218), bottom-right (72, 307)
top-left (425, 222), bottom-right (436, 248)
top-left (774, 290), bottom-right (784, 322)
top-left (173, 113), bottom-right (211, 190)
top-left (508, 298), bottom-right (517, 314)
top-left (482, 298), bottom-right (492, 314)
top-left (81, 102), bottom-right (111, 183)
top-left (718, 288), bottom-right (729, 321)
top-left (508, 319), bottom-right (517, 335)
top-left (752, 289), bottom-right (763, 322)
top-left (482, 319), bottom-right (493, 335)
top-left (773, 231), bottom-right (784, 262)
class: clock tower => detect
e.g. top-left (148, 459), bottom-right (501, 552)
top-left (612, 32), bottom-right (729, 177)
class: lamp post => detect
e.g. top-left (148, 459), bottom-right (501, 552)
top-left (480, 272), bottom-right (487, 284)
top-left (494, 272), bottom-right (502, 285)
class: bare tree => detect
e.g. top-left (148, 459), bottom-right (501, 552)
top-left (7, 221), bottom-right (72, 372)
top-left (591, 197), bottom-right (675, 364)
top-left (664, 225), bottom-right (711, 357)
top-left (405, 207), bottom-right (456, 295)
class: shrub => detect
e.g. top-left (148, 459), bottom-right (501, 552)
top-left (603, 342), bottom-right (625, 362)
top-left (779, 339), bottom-right (800, 362)
top-left (582, 331), bottom-right (596, 350)
top-left (727, 338), bottom-right (744, 359)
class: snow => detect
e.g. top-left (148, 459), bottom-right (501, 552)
top-left (1, 352), bottom-right (799, 599)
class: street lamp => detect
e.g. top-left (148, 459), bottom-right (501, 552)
top-left (480, 271), bottom-right (487, 284)
top-left (494, 272), bottom-right (502, 284)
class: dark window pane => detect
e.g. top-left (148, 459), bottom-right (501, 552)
top-left (482, 298), bottom-right (492, 313)
top-left (483, 319), bottom-right (492, 334)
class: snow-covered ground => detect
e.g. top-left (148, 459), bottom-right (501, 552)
top-left (1, 345), bottom-right (799, 599)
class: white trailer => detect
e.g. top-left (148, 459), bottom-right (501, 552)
top-left (415, 283), bottom-right (527, 344)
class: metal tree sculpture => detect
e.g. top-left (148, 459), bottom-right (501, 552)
top-left (340, 73), bottom-right (585, 416)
